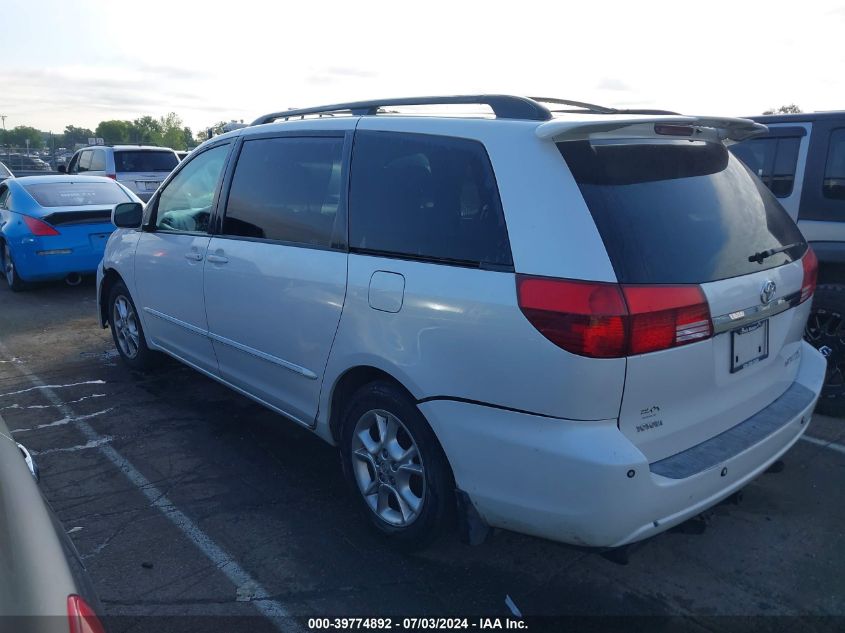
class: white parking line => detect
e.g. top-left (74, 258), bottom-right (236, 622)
top-left (801, 434), bottom-right (845, 456)
top-left (0, 342), bottom-right (299, 632)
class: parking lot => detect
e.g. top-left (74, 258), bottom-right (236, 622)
top-left (1, 279), bottom-right (844, 632)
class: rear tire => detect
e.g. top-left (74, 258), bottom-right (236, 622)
top-left (108, 281), bottom-right (158, 371)
top-left (2, 242), bottom-right (27, 292)
top-left (805, 284), bottom-right (845, 417)
top-left (339, 380), bottom-right (455, 550)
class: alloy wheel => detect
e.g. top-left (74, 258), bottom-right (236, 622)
top-left (805, 309), bottom-right (845, 393)
top-left (113, 295), bottom-right (141, 359)
top-left (3, 244), bottom-right (14, 287)
top-left (350, 409), bottom-right (426, 527)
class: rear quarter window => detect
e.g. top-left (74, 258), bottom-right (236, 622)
top-left (558, 139), bottom-right (806, 284)
top-left (115, 151), bottom-right (179, 173)
top-left (823, 128), bottom-right (845, 200)
top-left (349, 131), bottom-right (512, 268)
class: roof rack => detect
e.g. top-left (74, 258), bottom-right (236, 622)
top-left (251, 95), bottom-right (682, 127)
top-left (252, 95), bottom-right (554, 125)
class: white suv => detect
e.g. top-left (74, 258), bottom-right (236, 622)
top-left (97, 95), bottom-right (827, 551)
top-left (63, 145), bottom-right (180, 202)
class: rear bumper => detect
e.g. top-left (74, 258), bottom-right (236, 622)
top-left (420, 340), bottom-right (826, 548)
top-left (12, 235), bottom-right (109, 281)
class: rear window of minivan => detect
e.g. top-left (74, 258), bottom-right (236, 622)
top-left (558, 139), bottom-right (806, 284)
top-left (115, 151), bottom-right (179, 173)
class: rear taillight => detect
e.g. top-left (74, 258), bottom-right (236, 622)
top-left (105, 173), bottom-right (116, 180)
top-left (22, 215), bottom-right (60, 236)
top-left (800, 247), bottom-right (818, 304)
top-left (67, 595), bottom-right (106, 633)
top-left (622, 285), bottom-right (712, 354)
top-left (516, 275), bottom-right (713, 358)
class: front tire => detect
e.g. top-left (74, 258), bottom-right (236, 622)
top-left (2, 242), bottom-right (27, 292)
top-left (108, 281), bottom-right (157, 371)
top-left (339, 381), bottom-right (455, 550)
top-left (805, 284), bottom-right (845, 417)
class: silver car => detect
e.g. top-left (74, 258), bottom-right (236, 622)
top-left (0, 412), bottom-right (105, 632)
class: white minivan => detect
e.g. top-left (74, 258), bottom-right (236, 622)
top-left (64, 145), bottom-right (179, 202)
top-left (97, 96), bottom-right (826, 551)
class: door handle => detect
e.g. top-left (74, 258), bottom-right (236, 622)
top-left (207, 254), bottom-right (229, 264)
top-left (184, 252), bottom-right (203, 261)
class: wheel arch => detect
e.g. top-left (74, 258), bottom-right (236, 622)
top-left (99, 267), bottom-right (126, 327)
top-left (327, 365), bottom-right (418, 445)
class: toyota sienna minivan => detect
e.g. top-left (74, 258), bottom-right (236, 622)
top-left (97, 95), bottom-right (826, 550)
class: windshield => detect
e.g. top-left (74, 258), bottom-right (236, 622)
top-left (557, 139), bottom-right (806, 284)
top-left (115, 150), bottom-right (179, 173)
top-left (0, 163), bottom-right (10, 177)
top-left (24, 181), bottom-right (132, 207)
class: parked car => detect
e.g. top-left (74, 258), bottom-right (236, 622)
top-left (97, 95), bottom-right (826, 550)
top-left (0, 161), bottom-right (11, 183)
top-left (729, 111), bottom-right (845, 416)
top-left (3, 153), bottom-right (51, 175)
top-left (0, 175), bottom-right (140, 291)
top-left (61, 145), bottom-right (179, 202)
top-left (0, 412), bottom-right (106, 631)
top-left (176, 150), bottom-right (189, 161)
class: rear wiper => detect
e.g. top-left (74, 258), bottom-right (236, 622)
top-left (748, 242), bottom-right (804, 264)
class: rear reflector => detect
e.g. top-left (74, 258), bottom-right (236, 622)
top-left (517, 275), bottom-right (713, 358)
top-left (800, 247), bottom-right (818, 304)
top-left (67, 595), bottom-right (106, 633)
top-left (22, 215), bottom-right (60, 236)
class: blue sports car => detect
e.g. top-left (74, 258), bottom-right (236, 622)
top-left (0, 175), bottom-right (141, 291)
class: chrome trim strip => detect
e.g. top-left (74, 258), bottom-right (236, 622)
top-left (207, 332), bottom-right (319, 380)
top-left (142, 307), bottom-right (318, 380)
top-left (144, 307), bottom-right (208, 336)
top-left (17, 442), bottom-right (39, 482)
top-left (711, 291), bottom-right (801, 335)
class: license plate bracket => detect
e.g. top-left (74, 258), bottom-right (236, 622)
top-left (730, 319), bottom-right (769, 373)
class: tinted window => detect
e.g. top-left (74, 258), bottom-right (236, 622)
top-left (729, 136), bottom-right (800, 197)
top-left (77, 151), bottom-right (92, 173)
top-left (90, 149), bottom-right (106, 171)
top-left (823, 128), bottom-right (845, 200)
top-left (115, 150), bottom-right (179, 173)
top-left (559, 139), bottom-right (806, 284)
top-left (349, 131), bottom-right (511, 267)
top-left (23, 181), bottom-right (131, 207)
top-left (155, 144), bottom-right (229, 233)
top-left (223, 137), bottom-right (344, 247)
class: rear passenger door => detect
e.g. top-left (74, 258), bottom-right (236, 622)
top-left (203, 131), bottom-right (350, 427)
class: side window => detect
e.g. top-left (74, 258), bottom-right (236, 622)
top-left (0, 187), bottom-right (9, 209)
top-left (222, 136), bottom-right (344, 248)
top-left (729, 136), bottom-right (800, 198)
top-left (77, 151), bottom-right (92, 173)
top-left (823, 128), bottom-right (845, 200)
top-left (90, 149), bottom-right (106, 171)
top-left (349, 131), bottom-right (512, 267)
top-left (154, 144), bottom-right (229, 233)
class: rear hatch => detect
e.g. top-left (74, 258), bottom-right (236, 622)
top-left (555, 127), bottom-right (814, 462)
top-left (114, 149), bottom-right (179, 196)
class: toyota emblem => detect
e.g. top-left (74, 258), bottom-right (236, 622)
top-left (760, 280), bottom-right (777, 305)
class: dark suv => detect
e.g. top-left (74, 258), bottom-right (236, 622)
top-left (731, 111), bottom-right (845, 415)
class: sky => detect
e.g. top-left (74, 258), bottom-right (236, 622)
top-left (1, 0), bottom-right (843, 134)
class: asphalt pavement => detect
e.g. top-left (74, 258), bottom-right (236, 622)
top-left (0, 278), bottom-right (843, 632)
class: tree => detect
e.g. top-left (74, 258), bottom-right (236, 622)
top-left (195, 121), bottom-right (228, 144)
top-left (2, 125), bottom-right (45, 150)
top-left (95, 120), bottom-right (132, 144)
top-left (763, 104), bottom-right (802, 115)
top-left (159, 112), bottom-right (187, 150)
top-left (130, 116), bottom-right (164, 144)
top-left (61, 125), bottom-right (94, 148)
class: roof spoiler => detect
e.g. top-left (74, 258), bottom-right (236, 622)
top-left (535, 115), bottom-right (768, 143)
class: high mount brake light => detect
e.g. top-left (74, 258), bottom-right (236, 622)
top-left (800, 247), bottom-right (818, 304)
top-left (22, 215), bottom-right (60, 236)
top-left (516, 276), bottom-right (713, 358)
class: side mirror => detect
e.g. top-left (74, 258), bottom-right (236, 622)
top-left (57, 165), bottom-right (67, 174)
top-left (112, 202), bottom-right (143, 229)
